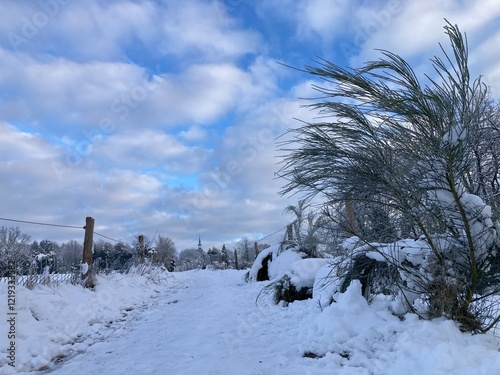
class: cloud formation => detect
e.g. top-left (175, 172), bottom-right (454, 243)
top-left (0, 0), bottom-right (499, 251)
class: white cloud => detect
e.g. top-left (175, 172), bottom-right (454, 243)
top-left (154, 63), bottom-right (251, 124)
top-left (350, 0), bottom-right (500, 71)
top-left (300, 0), bottom-right (350, 40)
top-left (1, 0), bottom-right (159, 61)
top-left (1, 0), bottom-right (499, 253)
top-left (0, 120), bottom-right (292, 249)
top-left (93, 130), bottom-right (207, 173)
top-left (158, 1), bottom-right (261, 60)
top-left (0, 0), bottom-right (274, 143)
top-left (178, 126), bottom-right (207, 142)
top-left (0, 48), bottom-right (148, 130)
top-left (0, 0), bottom-right (258, 62)
top-left (0, 49), bottom-right (261, 140)
top-left (256, 0), bottom-right (349, 43)
top-left (0, 122), bottom-right (54, 160)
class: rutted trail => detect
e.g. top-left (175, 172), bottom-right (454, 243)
top-left (45, 270), bottom-right (308, 375)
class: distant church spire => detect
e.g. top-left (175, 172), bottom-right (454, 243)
top-left (198, 235), bottom-right (202, 251)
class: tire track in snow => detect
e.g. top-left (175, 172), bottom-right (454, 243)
top-left (44, 270), bottom-right (311, 375)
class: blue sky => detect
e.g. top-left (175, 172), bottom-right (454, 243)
top-left (1, 0), bottom-right (499, 251)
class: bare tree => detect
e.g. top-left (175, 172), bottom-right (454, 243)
top-left (235, 237), bottom-right (253, 268)
top-left (0, 226), bottom-right (31, 276)
top-left (178, 248), bottom-right (207, 270)
top-left (155, 235), bottom-right (177, 268)
top-left (59, 240), bottom-right (83, 272)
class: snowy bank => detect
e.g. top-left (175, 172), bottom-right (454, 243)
top-left (298, 281), bottom-right (500, 374)
top-left (0, 268), bottom-right (175, 373)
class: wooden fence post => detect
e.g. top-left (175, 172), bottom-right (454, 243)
top-left (234, 249), bottom-right (239, 270)
top-left (82, 216), bottom-right (95, 287)
top-left (138, 235), bottom-right (145, 262)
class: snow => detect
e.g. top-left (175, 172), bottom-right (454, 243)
top-left (1, 268), bottom-right (499, 374)
top-left (267, 249), bottom-right (304, 279)
top-left (443, 124), bottom-right (467, 146)
top-left (364, 238), bottom-right (430, 266)
top-left (80, 262), bottom-right (88, 275)
top-left (35, 253), bottom-right (50, 261)
top-left (249, 244), bottom-right (277, 281)
top-left (425, 180), bottom-right (498, 259)
top-left (313, 261), bottom-right (342, 308)
top-left (0, 268), bottom-right (175, 373)
top-left (286, 258), bottom-right (330, 289)
top-left (249, 244), bottom-right (306, 282)
top-left (341, 236), bottom-right (363, 252)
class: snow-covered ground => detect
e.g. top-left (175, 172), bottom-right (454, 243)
top-left (1, 268), bottom-right (499, 374)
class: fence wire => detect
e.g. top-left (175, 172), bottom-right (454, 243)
top-left (0, 272), bottom-right (78, 288)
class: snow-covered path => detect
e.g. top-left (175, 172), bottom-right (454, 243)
top-left (45, 270), bottom-right (307, 375)
top-left (7, 268), bottom-right (498, 375)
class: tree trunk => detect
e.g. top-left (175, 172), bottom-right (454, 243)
top-left (346, 199), bottom-right (356, 235)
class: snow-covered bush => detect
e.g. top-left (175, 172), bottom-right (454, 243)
top-left (278, 22), bottom-right (500, 332)
top-left (248, 241), bottom-right (332, 305)
top-left (248, 244), bottom-right (305, 282)
top-left (315, 231), bottom-right (499, 332)
top-left (258, 258), bottom-right (330, 305)
top-left (312, 240), bottom-right (400, 310)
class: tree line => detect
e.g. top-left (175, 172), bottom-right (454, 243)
top-left (0, 227), bottom-right (178, 277)
top-left (0, 225), bottom-right (273, 276)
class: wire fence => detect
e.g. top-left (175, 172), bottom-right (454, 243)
top-left (0, 215), bottom-right (293, 288)
top-left (0, 215), bottom-right (134, 289)
top-left (0, 272), bottom-right (78, 288)
top-left (0, 216), bottom-right (130, 244)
